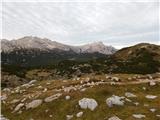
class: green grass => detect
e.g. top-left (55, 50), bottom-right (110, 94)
top-left (2, 76), bottom-right (160, 120)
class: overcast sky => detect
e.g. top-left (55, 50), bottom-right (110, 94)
top-left (1, 0), bottom-right (159, 48)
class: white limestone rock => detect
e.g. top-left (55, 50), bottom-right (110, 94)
top-left (150, 108), bottom-right (156, 112)
top-left (76, 111), bottom-right (83, 117)
top-left (10, 99), bottom-right (20, 104)
top-left (13, 103), bottom-right (24, 112)
top-left (132, 114), bottom-right (146, 119)
top-left (106, 95), bottom-right (125, 107)
top-left (44, 93), bottom-right (62, 102)
top-left (145, 95), bottom-right (157, 99)
top-left (108, 116), bottom-right (122, 120)
top-left (26, 99), bottom-right (42, 109)
top-left (66, 115), bottom-right (73, 120)
top-left (125, 92), bottom-right (137, 98)
top-left (149, 81), bottom-right (156, 86)
top-left (78, 98), bottom-right (98, 111)
top-left (65, 96), bottom-right (71, 100)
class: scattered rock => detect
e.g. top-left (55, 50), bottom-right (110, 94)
top-left (132, 114), bottom-right (146, 119)
top-left (111, 77), bottom-right (120, 82)
top-left (79, 98), bottom-right (98, 111)
top-left (44, 93), bottom-right (62, 102)
top-left (76, 111), bottom-right (83, 117)
top-left (150, 108), bottom-right (156, 112)
top-left (1, 94), bottom-right (7, 101)
top-left (29, 80), bottom-right (37, 84)
top-left (106, 95), bottom-right (125, 107)
top-left (65, 96), bottom-right (70, 100)
top-left (134, 102), bottom-right (139, 106)
top-left (142, 87), bottom-right (146, 90)
top-left (156, 115), bottom-right (160, 118)
top-left (108, 116), bottom-right (122, 120)
top-left (80, 88), bottom-right (87, 92)
top-left (64, 86), bottom-right (77, 93)
top-left (66, 115), bottom-right (73, 120)
top-left (125, 92), bottom-right (137, 98)
top-left (10, 99), bottom-right (20, 104)
top-left (145, 95), bottom-right (157, 99)
top-left (149, 81), bottom-right (156, 86)
top-left (13, 103), bottom-right (24, 113)
top-left (43, 88), bottom-right (47, 93)
top-left (26, 99), bottom-right (42, 109)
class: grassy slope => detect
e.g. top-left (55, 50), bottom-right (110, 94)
top-left (2, 74), bottom-right (160, 120)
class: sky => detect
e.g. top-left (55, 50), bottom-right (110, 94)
top-left (1, 0), bottom-right (159, 48)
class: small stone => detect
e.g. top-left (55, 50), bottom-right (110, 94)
top-left (66, 115), bottom-right (73, 120)
top-left (150, 108), bottom-right (156, 112)
top-left (49, 115), bottom-right (53, 118)
top-left (125, 92), bottom-right (137, 98)
top-left (65, 96), bottom-right (70, 100)
top-left (44, 93), bottom-right (62, 102)
top-left (76, 111), bottom-right (83, 117)
top-left (108, 116), bottom-right (122, 120)
top-left (145, 95), bottom-right (157, 99)
top-left (10, 99), bottom-right (20, 104)
top-left (134, 102), bottom-right (139, 106)
top-left (13, 103), bottom-right (24, 113)
top-left (26, 99), bottom-right (42, 109)
top-left (156, 115), bottom-right (160, 118)
top-left (149, 81), bottom-right (156, 86)
top-left (132, 114), bottom-right (146, 119)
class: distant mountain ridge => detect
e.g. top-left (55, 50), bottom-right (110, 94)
top-left (1, 36), bottom-right (116, 55)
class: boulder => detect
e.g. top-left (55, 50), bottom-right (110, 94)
top-left (106, 95), bottom-right (125, 107)
top-left (78, 98), bottom-right (98, 111)
top-left (26, 99), bottom-right (42, 109)
top-left (44, 93), bottom-right (62, 102)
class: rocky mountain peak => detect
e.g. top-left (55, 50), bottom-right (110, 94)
top-left (1, 36), bottom-right (117, 54)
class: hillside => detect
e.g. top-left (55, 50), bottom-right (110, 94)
top-left (1, 43), bottom-right (160, 88)
top-left (1, 73), bottom-right (160, 120)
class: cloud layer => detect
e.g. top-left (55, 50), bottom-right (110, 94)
top-left (1, 1), bottom-right (159, 48)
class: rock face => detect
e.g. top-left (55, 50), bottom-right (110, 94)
top-left (26, 99), bottom-right (42, 109)
top-left (108, 116), bottom-right (122, 120)
top-left (44, 93), bottom-right (62, 102)
top-left (106, 95), bottom-right (125, 107)
top-left (78, 98), bottom-right (98, 111)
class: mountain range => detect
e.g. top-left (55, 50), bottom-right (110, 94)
top-left (1, 36), bottom-right (116, 54)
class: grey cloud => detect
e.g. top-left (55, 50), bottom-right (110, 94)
top-left (1, 1), bottom-right (159, 48)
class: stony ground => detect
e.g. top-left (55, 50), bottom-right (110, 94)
top-left (1, 73), bottom-right (160, 120)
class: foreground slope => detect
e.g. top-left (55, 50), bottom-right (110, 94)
top-left (1, 73), bottom-right (160, 120)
